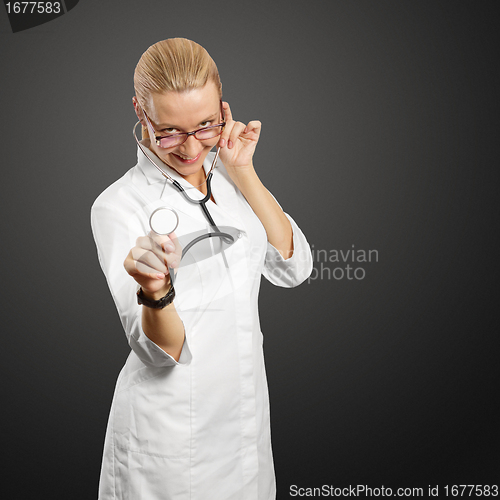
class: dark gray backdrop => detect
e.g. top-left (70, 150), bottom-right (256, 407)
top-left (1, 1), bottom-right (498, 498)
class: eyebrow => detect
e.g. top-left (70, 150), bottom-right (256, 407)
top-left (156, 113), bottom-right (219, 130)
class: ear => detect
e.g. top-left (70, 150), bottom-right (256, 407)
top-left (132, 96), bottom-right (146, 125)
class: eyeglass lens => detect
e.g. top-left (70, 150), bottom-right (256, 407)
top-left (158, 126), bottom-right (224, 148)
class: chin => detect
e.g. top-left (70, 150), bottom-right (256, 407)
top-left (177, 165), bottom-right (203, 178)
top-left (167, 156), bottom-right (203, 177)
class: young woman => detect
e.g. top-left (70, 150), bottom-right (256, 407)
top-left (91, 37), bottom-right (312, 500)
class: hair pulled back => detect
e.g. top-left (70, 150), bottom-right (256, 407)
top-left (134, 38), bottom-right (222, 140)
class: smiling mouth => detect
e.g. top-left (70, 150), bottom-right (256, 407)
top-left (172, 152), bottom-right (201, 164)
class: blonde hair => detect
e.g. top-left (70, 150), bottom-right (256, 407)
top-left (134, 38), bottom-right (222, 140)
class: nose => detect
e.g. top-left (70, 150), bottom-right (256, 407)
top-left (178, 134), bottom-right (202, 158)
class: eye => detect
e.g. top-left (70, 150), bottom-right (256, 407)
top-left (200, 121), bottom-right (212, 128)
top-left (160, 127), bottom-right (180, 135)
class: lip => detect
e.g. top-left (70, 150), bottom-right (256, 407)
top-left (172, 152), bottom-right (202, 165)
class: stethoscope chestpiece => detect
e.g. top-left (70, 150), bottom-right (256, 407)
top-left (149, 207), bottom-right (179, 235)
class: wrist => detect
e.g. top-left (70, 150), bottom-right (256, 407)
top-left (137, 282), bottom-right (175, 309)
top-left (141, 279), bottom-right (172, 301)
top-left (227, 163), bottom-right (258, 190)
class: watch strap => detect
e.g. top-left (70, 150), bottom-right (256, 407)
top-left (137, 285), bottom-right (175, 309)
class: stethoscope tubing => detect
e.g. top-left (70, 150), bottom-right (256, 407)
top-left (134, 121), bottom-right (234, 279)
top-left (133, 120), bottom-right (220, 190)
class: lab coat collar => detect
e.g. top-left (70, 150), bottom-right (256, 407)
top-left (136, 143), bottom-right (243, 228)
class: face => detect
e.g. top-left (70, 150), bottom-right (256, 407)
top-left (134, 82), bottom-right (222, 184)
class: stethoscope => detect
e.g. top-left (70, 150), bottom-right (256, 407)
top-left (133, 121), bottom-right (237, 282)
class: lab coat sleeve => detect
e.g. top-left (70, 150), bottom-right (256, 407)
top-left (91, 200), bottom-right (192, 368)
top-left (262, 212), bottom-right (313, 287)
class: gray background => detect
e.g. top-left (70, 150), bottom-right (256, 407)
top-left (1, 1), bottom-right (498, 498)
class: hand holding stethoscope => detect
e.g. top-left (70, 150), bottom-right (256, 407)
top-left (123, 208), bottom-right (182, 297)
top-left (126, 101), bottom-right (252, 297)
top-left (217, 101), bottom-right (262, 172)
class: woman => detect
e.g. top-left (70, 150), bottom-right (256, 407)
top-left (91, 38), bottom-right (312, 500)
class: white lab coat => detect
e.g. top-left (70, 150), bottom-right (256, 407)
top-left (91, 145), bottom-right (313, 500)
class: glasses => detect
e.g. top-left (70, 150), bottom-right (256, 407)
top-left (142, 100), bottom-right (226, 149)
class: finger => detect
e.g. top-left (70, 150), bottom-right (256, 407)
top-left (124, 253), bottom-right (165, 280)
top-left (139, 232), bottom-right (181, 270)
top-left (139, 247), bottom-right (180, 275)
top-left (148, 231), bottom-right (176, 251)
top-left (149, 231), bottom-right (182, 269)
top-left (219, 102), bottom-right (233, 148)
top-left (243, 120), bottom-right (262, 136)
top-left (135, 260), bottom-right (166, 277)
top-left (222, 101), bottom-right (232, 122)
top-left (228, 121), bottom-right (247, 149)
top-left (135, 236), bottom-right (171, 272)
top-left (169, 231), bottom-right (183, 260)
top-left (219, 118), bottom-right (234, 148)
top-left (132, 247), bottom-right (169, 275)
top-left (136, 235), bottom-right (163, 255)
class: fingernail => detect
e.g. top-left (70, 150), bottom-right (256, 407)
top-left (228, 140), bottom-right (233, 149)
top-left (165, 243), bottom-right (175, 252)
top-left (220, 138), bottom-right (226, 147)
top-left (157, 273), bottom-right (165, 279)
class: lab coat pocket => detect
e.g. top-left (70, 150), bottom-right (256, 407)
top-left (112, 365), bottom-right (191, 459)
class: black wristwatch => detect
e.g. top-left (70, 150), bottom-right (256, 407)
top-left (137, 285), bottom-right (175, 309)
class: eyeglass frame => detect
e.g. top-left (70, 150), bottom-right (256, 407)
top-left (140, 100), bottom-right (226, 149)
